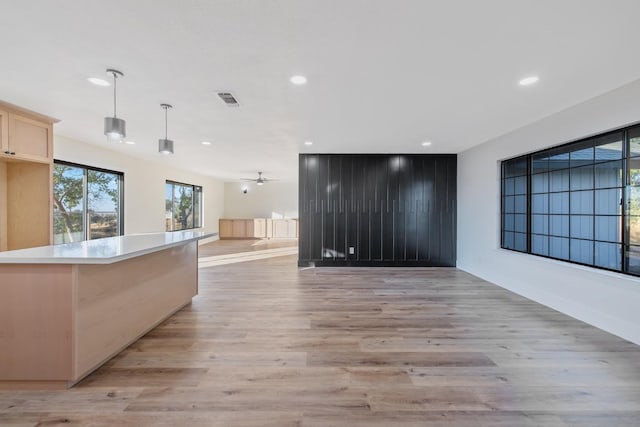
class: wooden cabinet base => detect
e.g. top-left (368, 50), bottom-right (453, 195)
top-left (0, 242), bottom-right (198, 389)
top-left (219, 218), bottom-right (298, 239)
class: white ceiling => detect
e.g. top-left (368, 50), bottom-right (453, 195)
top-left (2, 0), bottom-right (640, 182)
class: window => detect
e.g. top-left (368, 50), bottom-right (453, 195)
top-left (53, 161), bottom-right (124, 243)
top-left (501, 126), bottom-right (637, 275)
top-left (501, 155), bottom-right (528, 252)
top-left (165, 181), bottom-right (202, 231)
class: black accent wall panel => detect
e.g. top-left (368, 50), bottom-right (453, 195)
top-left (298, 154), bottom-right (457, 267)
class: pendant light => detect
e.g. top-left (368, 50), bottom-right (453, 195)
top-left (103, 69), bottom-right (126, 142)
top-left (158, 103), bottom-right (174, 155)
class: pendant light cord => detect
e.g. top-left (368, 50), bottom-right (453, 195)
top-left (112, 71), bottom-right (118, 118)
top-left (164, 105), bottom-right (168, 139)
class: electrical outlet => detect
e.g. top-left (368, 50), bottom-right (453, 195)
top-left (349, 247), bottom-right (355, 255)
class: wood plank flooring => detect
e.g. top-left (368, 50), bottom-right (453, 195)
top-left (1, 238), bottom-right (640, 426)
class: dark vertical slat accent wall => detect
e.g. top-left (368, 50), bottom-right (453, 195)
top-left (298, 154), bottom-right (457, 267)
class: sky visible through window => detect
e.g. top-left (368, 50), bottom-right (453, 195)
top-left (53, 162), bottom-right (123, 243)
top-left (502, 125), bottom-right (640, 276)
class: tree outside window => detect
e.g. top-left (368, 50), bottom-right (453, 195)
top-left (165, 181), bottom-right (202, 231)
top-left (53, 162), bottom-right (123, 243)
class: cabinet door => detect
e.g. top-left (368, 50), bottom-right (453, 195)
top-left (232, 219), bottom-right (248, 237)
top-left (253, 219), bottom-right (266, 238)
top-left (0, 110), bottom-right (8, 156)
top-left (269, 219), bottom-right (298, 238)
top-left (219, 219), bottom-right (233, 238)
top-left (8, 113), bottom-right (52, 163)
top-left (6, 161), bottom-right (52, 250)
top-left (271, 219), bottom-right (286, 238)
top-left (287, 219), bottom-right (298, 238)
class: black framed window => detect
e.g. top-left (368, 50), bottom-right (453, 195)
top-left (501, 126), bottom-right (637, 275)
top-left (627, 126), bottom-right (640, 274)
top-left (501, 155), bottom-right (528, 252)
top-left (165, 180), bottom-right (202, 231)
top-left (53, 160), bottom-right (124, 243)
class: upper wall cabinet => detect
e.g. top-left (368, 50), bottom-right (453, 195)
top-left (0, 110), bottom-right (8, 156)
top-left (0, 107), bottom-right (53, 163)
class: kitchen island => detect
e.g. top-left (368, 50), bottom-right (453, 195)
top-left (0, 231), bottom-right (214, 389)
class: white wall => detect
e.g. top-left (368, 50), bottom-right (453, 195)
top-left (223, 181), bottom-right (298, 219)
top-left (54, 135), bottom-right (224, 241)
top-left (458, 78), bottom-right (640, 345)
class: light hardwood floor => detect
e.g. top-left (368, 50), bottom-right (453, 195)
top-left (1, 239), bottom-right (640, 426)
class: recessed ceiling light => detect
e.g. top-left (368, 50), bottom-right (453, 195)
top-left (201, 141), bottom-right (212, 145)
top-left (421, 141), bottom-right (432, 147)
top-left (290, 75), bottom-right (307, 85)
top-left (519, 75), bottom-right (539, 86)
top-left (124, 140), bottom-right (135, 145)
top-left (304, 141), bottom-right (313, 146)
top-left (88, 77), bottom-right (110, 86)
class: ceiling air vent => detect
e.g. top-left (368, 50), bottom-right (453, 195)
top-left (217, 92), bottom-right (239, 107)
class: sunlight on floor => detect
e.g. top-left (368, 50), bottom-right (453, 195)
top-left (248, 238), bottom-right (297, 247)
top-left (198, 246), bottom-right (298, 267)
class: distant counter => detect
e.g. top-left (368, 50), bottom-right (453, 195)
top-left (219, 218), bottom-right (298, 239)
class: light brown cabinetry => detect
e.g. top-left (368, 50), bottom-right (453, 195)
top-left (233, 219), bottom-right (253, 237)
top-left (219, 218), bottom-right (234, 238)
top-left (0, 110), bottom-right (8, 155)
top-left (267, 218), bottom-right (298, 239)
top-left (219, 218), bottom-right (268, 239)
top-left (4, 113), bottom-right (53, 162)
top-left (0, 101), bottom-right (56, 252)
top-left (0, 239), bottom-right (199, 389)
top-left (219, 218), bottom-right (298, 239)
top-left (254, 218), bottom-right (267, 237)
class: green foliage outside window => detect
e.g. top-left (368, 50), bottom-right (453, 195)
top-left (165, 181), bottom-right (202, 231)
top-left (53, 163), bottom-right (122, 243)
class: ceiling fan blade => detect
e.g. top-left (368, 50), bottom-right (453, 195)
top-left (240, 172), bottom-right (278, 182)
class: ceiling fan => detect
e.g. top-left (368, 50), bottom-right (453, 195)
top-left (241, 171), bottom-right (277, 186)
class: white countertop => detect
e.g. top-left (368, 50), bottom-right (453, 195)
top-left (0, 231), bottom-right (216, 264)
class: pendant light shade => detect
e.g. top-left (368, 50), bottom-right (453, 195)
top-left (104, 69), bottom-right (126, 142)
top-left (104, 117), bottom-right (126, 141)
top-left (159, 138), bottom-right (174, 154)
top-left (158, 103), bottom-right (174, 155)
